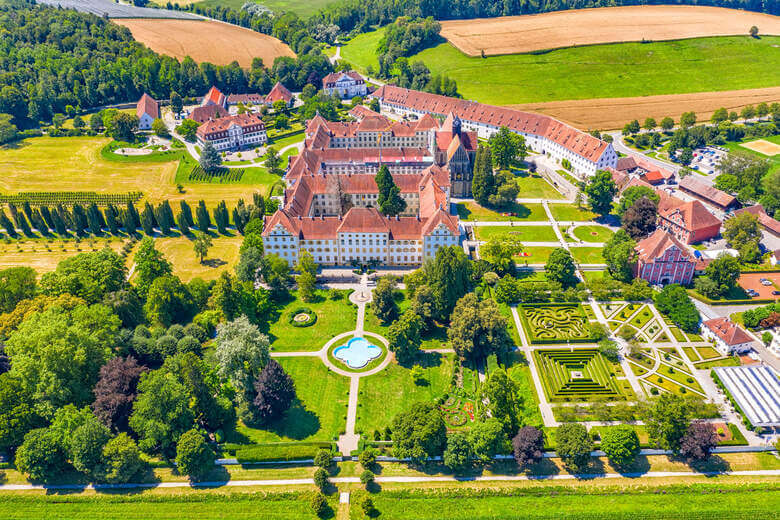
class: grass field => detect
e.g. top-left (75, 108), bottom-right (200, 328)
top-left (353, 486), bottom-right (780, 519)
top-left (114, 19), bottom-right (295, 67)
top-left (356, 353), bottom-right (454, 434)
top-left (548, 204), bottom-right (596, 221)
top-left (264, 290), bottom-right (357, 352)
top-left (0, 238), bottom-right (125, 273)
top-left (151, 235), bottom-right (242, 281)
top-left (456, 202), bottom-right (547, 221)
top-left (229, 357), bottom-right (350, 443)
top-left (475, 225), bottom-right (558, 242)
top-left (0, 137), bottom-right (276, 209)
top-left (514, 171), bottom-right (565, 199)
top-left (570, 247), bottom-right (605, 264)
top-left (440, 6), bottom-right (780, 56)
top-left (341, 33), bottom-right (780, 107)
top-left (571, 225), bottom-right (614, 243)
top-left (194, 0), bottom-right (335, 17)
top-left (515, 246), bottom-right (557, 264)
top-left (727, 134), bottom-right (780, 175)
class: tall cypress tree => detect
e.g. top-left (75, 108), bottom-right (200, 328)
top-left (87, 204), bottom-right (103, 235)
top-left (22, 201), bottom-right (33, 222)
top-left (40, 206), bottom-right (55, 230)
top-left (52, 210), bottom-right (66, 236)
top-left (179, 200), bottom-right (194, 227)
top-left (177, 211), bottom-right (190, 236)
top-left (105, 204), bottom-right (119, 235)
top-left (196, 200), bottom-right (210, 233)
top-left (31, 209), bottom-right (49, 235)
top-left (0, 209), bottom-right (16, 237)
top-left (123, 206), bottom-right (136, 235)
top-left (127, 201), bottom-right (140, 228)
top-left (140, 203), bottom-right (155, 235)
top-left (154, 203), bottom-right (171, 235)
top-left (471, 145), bottom-right (495, 205)
top-left (214, 201), bottom-right (228, 234)
top-left (14, 211), bottom-right (32, 236)
top-left (71, 203), bottom-right (88, 236)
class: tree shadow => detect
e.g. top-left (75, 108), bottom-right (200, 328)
top-left (416, 351), bottom-right (443, 369)
top-left (607, 454), bottom-right (651, 477)
top-left (524, 457), bottom-right (561, 477)
top-left (263, 401), bottom-right (321, 440)
top-left (687, 454), bottom-right (731, 475)
top-left (202, 258), bottom-right (227, 268)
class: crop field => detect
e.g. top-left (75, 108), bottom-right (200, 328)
top-left (0, 137), bottom-right (274, 210)
top-left (114, 19), bottom-right (295, 67)
top-left (440, 6), bottom-right (780, 57)
top-left (510, 86), bottom-right (780, 130)
top-left (342, 31), bottom-right (780, 110)
top-left (150, 235), bottom-right (243, 281)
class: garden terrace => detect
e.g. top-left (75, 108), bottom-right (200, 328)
top-left (533, 349), bottom-right (624, 402)
top-left (520, 304), bottom-right (592, 343)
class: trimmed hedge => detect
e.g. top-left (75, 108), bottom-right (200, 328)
top-left (288, 307), bottom-right (317, 328)
top-left (233, 442), bottom-right (336, 463)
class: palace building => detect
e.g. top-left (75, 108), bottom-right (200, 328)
top-left (195, 113), bottom-right (267, 152)
top-left (370, 85), bottom-right (617, 178)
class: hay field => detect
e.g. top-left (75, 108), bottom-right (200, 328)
top-left (441, 6), bottom-right (780, 57)
top-left (510, 86), bottom-right (780, 130)
top-left (114, 18), bottom-right (294, 67)
top-left (0, 137), bottom-right (271, 210)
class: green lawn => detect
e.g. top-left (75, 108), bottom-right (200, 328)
top-left (548, 204), bottom-right (597, 222)
top-left (229, 356), bottom-right (350, 443)
top-left (356, 353), bottom-right (454, 434)
top-left (572, 225), bottom-right (614, 243)
top-left (515, 246), bottom-right (558, 265)
top-left (569, 247), bottom-right (605, 264)
top-left (457, 201), bottom-right (547, 221)
top-left (475, 225), bottom-right (558, 242)
top-left (514, 172), bottom-right (565, 199)
top-left (342, 33), bottom-right (780, 105)
top-left (0, 492), bottom-right (325, 519)
top-left (725, 134), bottom-right (780, 175)
top-left (264, 290), bottom-right (357, 351)
top-left (197, 0), bottom-right (335, 17)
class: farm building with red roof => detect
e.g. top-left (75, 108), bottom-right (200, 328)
top-left (136, 93), bottom-right (159, 131)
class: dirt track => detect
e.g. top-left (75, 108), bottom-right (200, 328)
top-left (509, 87), bottom-right (780, 130)
top-left (115, 18), bottom-right (295, 67)
top-left (441, 6), bottom-right (780, 56)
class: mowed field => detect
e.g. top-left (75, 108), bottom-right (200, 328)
top-left (341, 33), bottom-right (780, 107)
top-left (114, 18), bottom-right (294, 67)
top-left (441, 6), bottom-right (780, 56)
top-left (0, 137), bottom-right (272, 209)
top-left (192, 0), bottom-right (336, 17)
top-left (510, 86), bottom-right (780, 130)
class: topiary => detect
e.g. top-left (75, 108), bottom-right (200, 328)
top-left (289, 307), bottom-right (317, 328)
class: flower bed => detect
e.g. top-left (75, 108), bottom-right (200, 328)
top-left (288, 307), bottom-right (317, 328)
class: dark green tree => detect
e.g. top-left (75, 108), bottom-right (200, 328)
top-left (391, 402), bottom-right (447, 463)
top-left (555, 423), bottom-right (593, 472)
top-left (375, 165), bottom-right (407, 216)
top-left (544, 248), bottom-right (578, 287)
top-left (584, 170), bottom-right (617, 216)
top-left (196, 200), bottom-right (211, 233)
top-left (175, 429), bottom-right (215, 481)
top-left (199, 141), bottom-right (222, 173)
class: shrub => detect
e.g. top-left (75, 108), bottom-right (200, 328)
top-left (359, 447), bottom-right (377, 469)
top-left (288, 307), bottom-right (317, 328)
top-left (360, 469), bottom-right (375, 486)
top-left (314, 448), bottom-right (332, 469)
top-left (310, 492), bottom-right (328, 517)
top-left (313, 467), bottom-right (329, 490)
top-left (361, 496), bottom-right (377, 517)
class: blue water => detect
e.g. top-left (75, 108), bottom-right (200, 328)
top-left (333, 337), bottom-right (382, 369)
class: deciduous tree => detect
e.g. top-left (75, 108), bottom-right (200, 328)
top-left (252, 359), bottom-right (296, 424)
top-left (544, 248), bottom-right (578, 288)
top-left (391, 402), bottom-right (447, 463)
top-left (175, 429), bottom-right (214, 481)
top-left (512, 426), bottom-right (544, 467)
top-left (555, 423), bottom-right (593, 472)
top-left (600, 425), bottom-right (640, 468)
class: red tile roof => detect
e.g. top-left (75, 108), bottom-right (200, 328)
top-left (226, 93), bottom-right (264, 105)
top-left (678, 175), bottom-right (737, 208)
top-left (703, 317), bottom-right (753, 346)
top-left (202, 86), bottom-right (226, 107)
top-left (372, 85), bottom-right (610, 162)
top-left (658, 198), bottom-right (722, 234)
top-left (136, 93), bottom-right (159, 120)
top-left (196, 113), bottom-right (265, 140)
top-left (265, 82), bottom-right (293, 105)
top-left (635, 229), bottom-right (692, 263)
top-left (322, 70), bottom-right (365, 88)
top-left (733, 205), bottom-right (780, 235)
top-left (348, 105), bottom-right (379, 120)
top-left (189, 104), bottom-right (229, 124)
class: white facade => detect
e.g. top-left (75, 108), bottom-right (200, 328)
top-left (377, 100), bottom-right (617, 178)
top-left (324, 75), bottom-right (368, 99)
top-left (701, 324), bottom-right (753, 356)
top-left (138, 112), bottom-right (154, 131)
top-left (197, 123), bottom-right (267, 152)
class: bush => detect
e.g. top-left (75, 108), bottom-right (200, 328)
top-left (360, 469), bottom-right (374, 486)
top-left (310, 492), bottom-right (328, 518)
top-left (313, 467), bottom-right (329, 490)
top-left (288, 307), bottom-right (317, 328)
top-left (233, 442), bottom-right (334, 462)
top-left (359, 447), bottom-right (377, 469)
top-left (361, 496), bottom-right (377, 517)
top-left (314, 448), bottom-right (332, 469)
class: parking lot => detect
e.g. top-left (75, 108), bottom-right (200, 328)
top-left (690, 146), bottom-right (727, 176)
top-left (738, 272), bottom-right (780, 299)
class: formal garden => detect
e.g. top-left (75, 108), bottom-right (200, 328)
top-left (519, 304), bottom-right (593, 343)
top-left (533, 348), bottom-right (631, 402)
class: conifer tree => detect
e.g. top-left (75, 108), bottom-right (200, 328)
top-left (140, 203), bottom-right (155, 235)
top-left (15, 210), bottom-right (32, 236)
top-left (87, 203), bottom-right (103, 235)
top-left (51, 210), bottom-right (66, 236)
top-left (30, 209), bottom-right (48, 235)
top-left (196, 200), bottom-right (210, 233)
top-left (214, 201), bottom-right (229, 234)
top-left (126, 201), bottom-right (140, 229)
top-left (105, 204), bottom-right (119, 235)
top-left (375, 165), bottom-right (406, 216)
top-left (179, 201), bottom-right (194, 227)
top-left (471, 145), bottom-right (495, 205)
top-left (177, 211), bottom-right (190, 236)
top-left (123, 206), bottom-right (136, 235)
top-left (155, 203), bottom-right (171, 235)
top-left (22, 201), bottom-right (33, 222)
top-left (0, 209), bottom-right (16, 237)
top-left (40, 206), bottom-right (55, 230)
top-left (71, 203), bottom-right (88, 236)
top-left (56, 204), bottom-right (73, 231)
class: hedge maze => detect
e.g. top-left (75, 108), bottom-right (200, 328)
top-left (534, 349), bottom-right (624, 402)
top-left (521, 304), bottom-right (591, 343)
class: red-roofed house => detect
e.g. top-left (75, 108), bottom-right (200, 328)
top-left (188, 104), bottom-right (229, 124)
top-left (733, 205), bottom-right (780, 237)
top-left (635, 229), bottom-right (695, 286)
top-left (613, 156), bottom-right (673, 185)
top-left (196, 113), bottom-right (267, 151)
top-left (226, 93), bottom-right (265, 106)
top-left (264, 82), bottom-right (294, 108)
top-left (370, 85), bottom-right (617, 178)
top-left (657, 198), bottom-right (721, 244)
top-left (136, 93), bottom-right (159, 131)
top-left (201, 86), bottom-right (226, 108)
top-left (678, 175), bottom-right (738, 210)
top-left (322, 71), bottom-right (367, 99)
top-left (702, 317), bottom-right (754, 355)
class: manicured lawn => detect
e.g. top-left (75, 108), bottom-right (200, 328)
top-left (229, 356), bottom-right (350, 443)
top-left (697, 346), bottom-right (724, 360)
top-left (268, 130), bottom-right (305, 149)
top-left (356, 353), bottom-right (455, 434)
top-left (571, 225), bottom-right (614, 243)
top-left (514, 171), bottom-right (565, 199)
top-left (456, 201), bottom-right (547, 221)
top-left (569, 246), bottom-right (605, 264)
top-left (264, 290), bottom-right (357, 351)
top-left (695, 356), bottom-right (742, 369)
top-left (342, 33), bottom-right (780, 105)
top-left (656, 361), bottom-right (703, 393)
top-left (475, 225), bottom-right (558, 242)
top-left (174, 153), bottom-right (282, 187)
top-left (0, 492), bottom-right (324, 519)
top-left (508, 363), bottom-right (543, 427)
top-left (0, 136), bottom-right (274, 210)
top-left (520, 304), bottom-right (591, 343)
top-left (149, 234), bottom-right (242, 282)
top-left (514, 246), bottom-right (558, 265)
top-left (548, 204), bottom-right (597, 222)
top-left (669, 326), bottom-right (687, 342)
